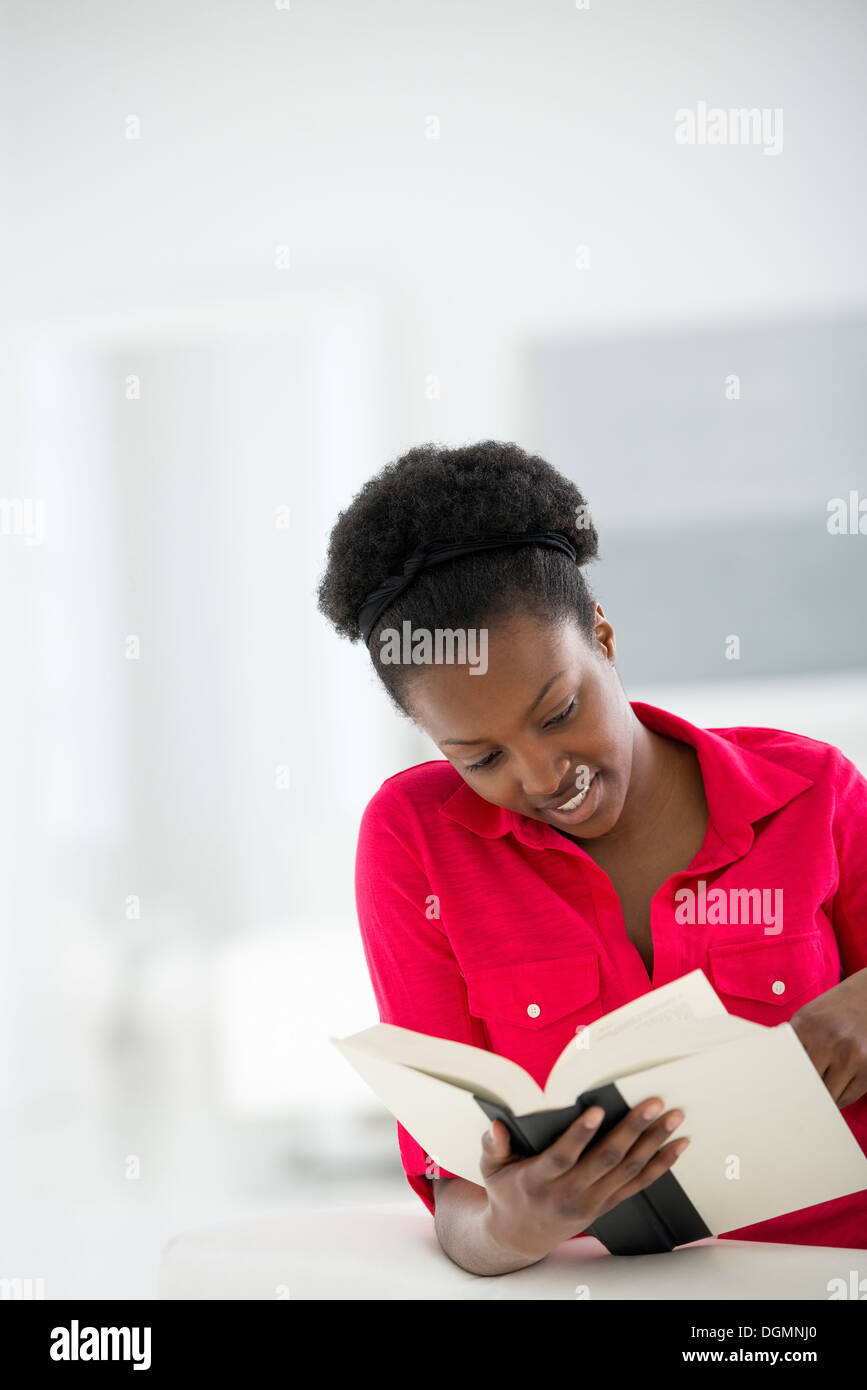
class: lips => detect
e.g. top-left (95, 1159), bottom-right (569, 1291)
top-left (534, 770), bottom-right (598, 812)
top-left (554, 782), bottom-right (593, 812)
top-left (538, 770), bottom-right (601, 826)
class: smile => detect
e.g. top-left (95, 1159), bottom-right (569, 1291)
top-left (543, 771), bottom-right (601, 824)
top-left (555, 783), bottom-right (592, 812)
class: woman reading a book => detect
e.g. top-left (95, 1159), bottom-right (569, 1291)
top-left (317, 441), bottom-right (867, 1275)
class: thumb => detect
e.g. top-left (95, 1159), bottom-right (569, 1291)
top-left (480, 1117), bottom-right (514, 1171)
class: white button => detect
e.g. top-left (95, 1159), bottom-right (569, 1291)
top-left (772, 980), bottom-right (786, 995)
top-left (527, 1002), bottom-right (541, 1018)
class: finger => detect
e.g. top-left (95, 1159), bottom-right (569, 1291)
top-left (585, 1111), bottom-right (686, 1205)
top-left (822, 1058), bottom-right (860, 1105)
top-left (478, 1117), bottom-right (517, 1177)
top-left (529, 1097), bottom-right (666, 1187)
top-left (594, 1136), bottom-right (690, 1214)
top-left (570, 1106), bottom-right (686, 1201)
top-left (837, 1074), bottom-right (867, 1107)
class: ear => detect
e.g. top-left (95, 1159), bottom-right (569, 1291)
top-left (591, 604), bottom-right (616, 661)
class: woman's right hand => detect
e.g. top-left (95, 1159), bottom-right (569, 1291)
top-left (478, 1096), bottom-right (689, 1262)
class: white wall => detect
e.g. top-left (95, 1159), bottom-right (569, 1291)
top-left (3, 0), bottom-right (866, 444)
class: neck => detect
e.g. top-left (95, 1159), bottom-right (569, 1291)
top-left (579, 716), bottom-right (687, 854)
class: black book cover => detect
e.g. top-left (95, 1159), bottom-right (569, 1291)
top-left (473, 1083), bottom-right (711, 1255)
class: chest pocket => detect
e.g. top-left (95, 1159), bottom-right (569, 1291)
top-left (464, 952), bottom-right (602, 1033)
top-left (708, 930), bottom-right (831, 1015)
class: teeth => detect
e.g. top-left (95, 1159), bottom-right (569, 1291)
top-left (556, 779), bottom-right (593, 812)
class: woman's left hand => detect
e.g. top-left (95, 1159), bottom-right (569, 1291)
top-left (789, 968), bottom-right (867, 1108)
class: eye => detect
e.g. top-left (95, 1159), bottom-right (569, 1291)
top-left (465, 750), bottom-right (499, 773)
top-left (464, 698), bottom-right (576, 773)
top-left (544, 698), bottom-right (576, 727)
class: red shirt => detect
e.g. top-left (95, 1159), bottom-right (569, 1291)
top-left (354, 700), bottom-right (867, 1248)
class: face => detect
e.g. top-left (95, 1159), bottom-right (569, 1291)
top-left (405, 605), bottom-right (638, 841)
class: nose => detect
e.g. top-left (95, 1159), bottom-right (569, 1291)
top-left (517, 750), bottom-right (572, 801)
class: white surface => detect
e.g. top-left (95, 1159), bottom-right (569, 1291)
top-left (157, 1201), bottom-right (866, 1301)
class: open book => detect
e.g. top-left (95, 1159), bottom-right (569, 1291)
top-left (332, 970), bottom-right (867, 1255)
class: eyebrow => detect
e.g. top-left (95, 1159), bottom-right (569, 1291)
top-left (439, 670), bottom-right (569, 747)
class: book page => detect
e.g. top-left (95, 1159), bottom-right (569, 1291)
top-left (616, 1024), bottom-right (867, 1232)
top-left (544, 968), bottom-right (728, 1100)
top-left (544, 1013), bottom-right (761, 1108)
top-left (331, 1021), bottom-right (546, 1114)
top-left (584, 968), bottom-right (725, 1041)
top-left (331, 1039), bottom-right (492, 1184)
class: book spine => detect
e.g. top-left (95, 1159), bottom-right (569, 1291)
top-left (579, 1084), bottom-right (711, 1255)
top-left (472, 1088), bottom-right (711, 1255)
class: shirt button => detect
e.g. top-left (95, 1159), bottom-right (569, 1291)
top-left (772, 980), bottom-right (786, 995)
top-left (527, 1002), bottom-right (541, 1018)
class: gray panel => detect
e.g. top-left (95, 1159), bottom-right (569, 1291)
top-left (585, 521), bottom-right (867, 685)
top-left (531, 317), bottom-right (867, 683)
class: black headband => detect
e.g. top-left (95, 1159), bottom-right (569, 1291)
top-left (356, 530), bottom-right (579, 646)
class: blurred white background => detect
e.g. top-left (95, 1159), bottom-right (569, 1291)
top-left (0, 0), bottom-right (865, 1296)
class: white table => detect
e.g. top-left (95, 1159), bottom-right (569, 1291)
top-left (157, 1201), bottom-right (864, 1299)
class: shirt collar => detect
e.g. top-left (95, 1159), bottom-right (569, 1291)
top-left (438, 699), bottom-right (815, 858)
